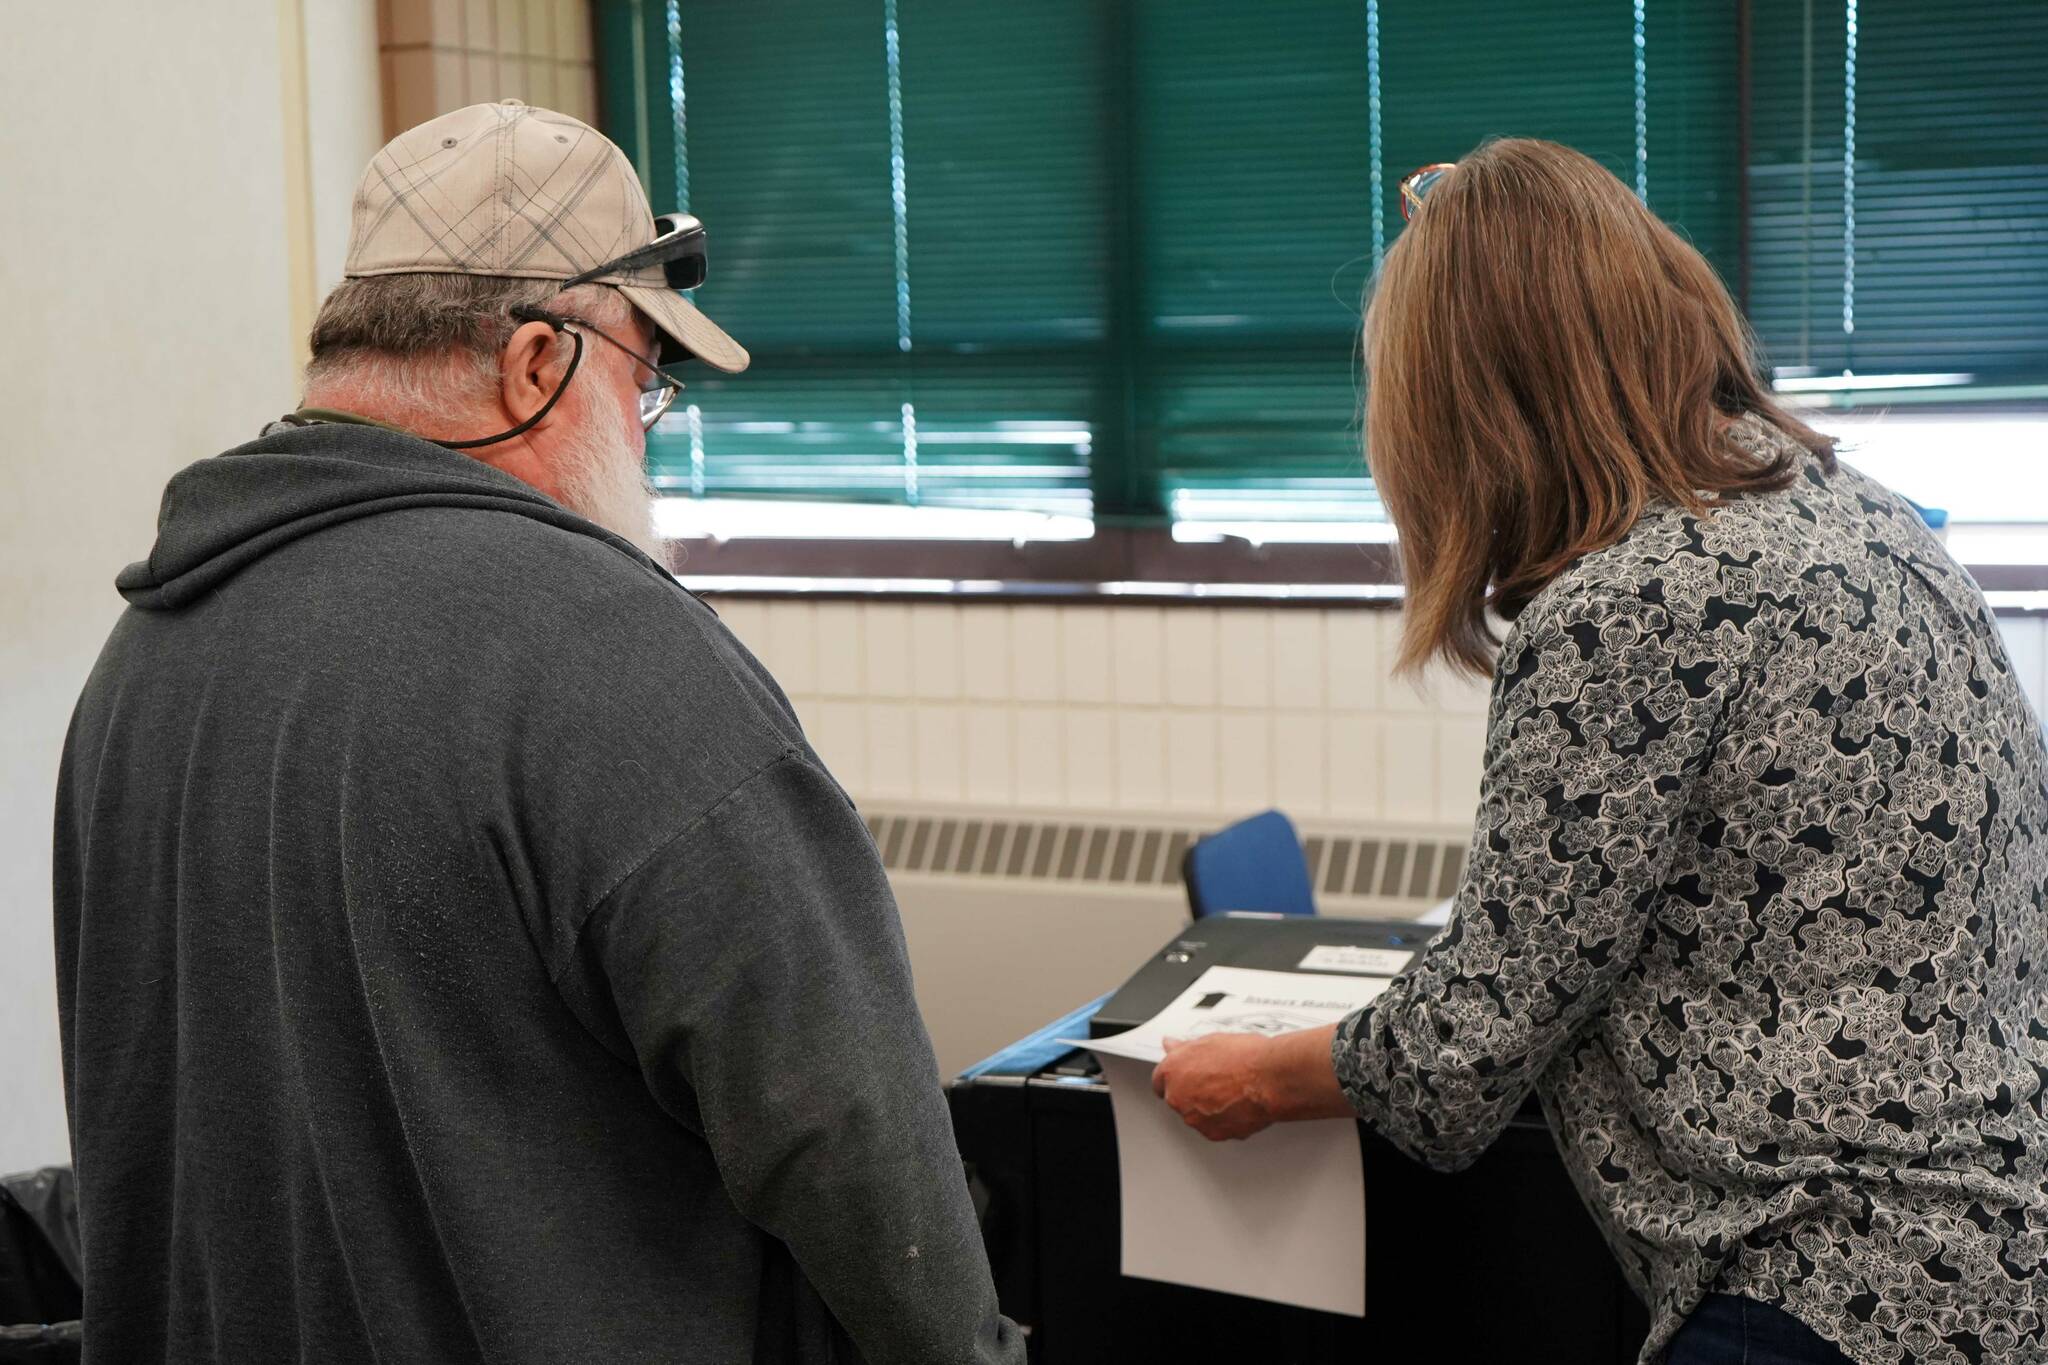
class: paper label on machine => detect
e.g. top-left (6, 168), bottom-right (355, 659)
top-left (1298, 944), bottom-right (1414, 976)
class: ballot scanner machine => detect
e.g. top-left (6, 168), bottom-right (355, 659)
top-left (947, 915), bottom-right (1649, 1364)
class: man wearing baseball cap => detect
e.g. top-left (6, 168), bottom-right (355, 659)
top-left (53, 101), bottom-right (1021, 1364)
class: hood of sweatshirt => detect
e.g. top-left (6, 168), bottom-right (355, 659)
top-left (117, 421), bottom-right (658, 610)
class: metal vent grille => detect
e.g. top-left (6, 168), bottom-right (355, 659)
top-left (861, 811), bottom-right (1465, 903)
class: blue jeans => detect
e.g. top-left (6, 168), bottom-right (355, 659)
top-left (1665, 1295), bottom-right (1853, 1365)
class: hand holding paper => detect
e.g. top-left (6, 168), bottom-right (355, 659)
top-left (1150, 1033), bottom-right (1284, 1141)
top-left (1061, 965), bottom-right (1390, 1064)
top-left (1152, 1024), bottom-right (1357, 1142)
top-left (1057, 966), bottom-right (1394, 1317)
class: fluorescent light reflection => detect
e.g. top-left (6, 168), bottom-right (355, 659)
top-left (1171, 521), bottom-right (1400, 547)
top-left (1775, 372), bottom-right (1974, 392)
top-left (1169, 487), bottom-right (1394, 547)
top-left (1101, 581), bottom-right (1404, 600)
top-left (653, 498), bottom-right (1094, 543)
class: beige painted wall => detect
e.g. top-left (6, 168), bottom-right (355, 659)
top-left (310, 1), bottom-right (390, 299)
top-left (0, 0), bottom-right (383, 1174)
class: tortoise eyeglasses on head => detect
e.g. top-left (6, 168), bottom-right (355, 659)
top-left (1399, 162), bottom-right (1458, 222)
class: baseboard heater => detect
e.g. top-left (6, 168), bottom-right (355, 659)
top-left (861, 805), bottom-right (1470, 917)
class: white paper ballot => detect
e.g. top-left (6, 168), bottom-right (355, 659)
top-left (1098, 1056), bottom-right (1367, 1316)
top-left (1060, 967), bottom-right (1393, 1317)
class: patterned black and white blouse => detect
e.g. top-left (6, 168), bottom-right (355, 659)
top-left (1334, 416), bottom-right (2048, 1365)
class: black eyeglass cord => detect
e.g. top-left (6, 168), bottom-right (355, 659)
top-left (429, 311), bottom-right (585, 450)
top-left (517, 302), bottom-right (691, 394)
top-left (281, 305), bottom-right (662, 451)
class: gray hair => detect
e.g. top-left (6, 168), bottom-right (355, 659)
top-left (304, 272), bottom-right (631, 410)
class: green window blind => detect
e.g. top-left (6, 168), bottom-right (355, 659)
top-left (1748, 1), bottom-right (2048, 396)
top-left (599, 0), bottom-right (1102, 514)
top-left (1141, 0), bottom-right (1736, 527)
top-left (888, 0), bottom-right (1107, 515)
top-left (612, 1), bottom-right (907, 505)
top-left (600, 1), bottom-right (1926, 526)
top-left (1135, 0), bottom-right (1377, 526)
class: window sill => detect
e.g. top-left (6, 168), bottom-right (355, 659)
top-left (663, 527), bottom-right (2048, 613)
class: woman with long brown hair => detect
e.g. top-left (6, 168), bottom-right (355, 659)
top-left (1150, 139), bottom-right (2048, 1365)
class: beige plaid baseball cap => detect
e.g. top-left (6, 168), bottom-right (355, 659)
top-left (345, 99), bottom-right (749, 374)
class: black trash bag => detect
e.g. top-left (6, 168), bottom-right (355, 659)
top-left (0, 1168), bottom-right (81, 1365)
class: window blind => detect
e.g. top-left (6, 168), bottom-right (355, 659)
top-left (1748, 1), bottom-right (2048, 395)
top-left (598, 0), bottom-right (2032, 528)
top-left (600, 0), bottom-right (1103, 514)
top-left (1143, 0), bottom-right (1736, 527)
top-left (1133, 0), bottom-right (1377, 526)
top-left (887, 0), bottom-right (1107, 514)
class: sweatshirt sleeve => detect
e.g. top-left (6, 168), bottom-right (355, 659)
top-left (1333, 587), bottom-right (1736, 1172)
top-left (577, 751), bottom-right (1023, 1365)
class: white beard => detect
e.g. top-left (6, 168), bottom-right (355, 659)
top-left (554, 390), bottom-right (664, 563)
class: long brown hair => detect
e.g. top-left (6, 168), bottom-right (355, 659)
top-left (1364, 138), bottom-right (1834, 676)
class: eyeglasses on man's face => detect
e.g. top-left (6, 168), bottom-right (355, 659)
top-left (544, 310), bottom-right (685, 431)
top-left (569, 315), bottom-right (688, 431)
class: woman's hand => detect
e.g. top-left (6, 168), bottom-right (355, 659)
top-left (1151, 1023), bottom-right (1357, 1142)
top-left (1151, 1034), bottom-right (1281, 1141)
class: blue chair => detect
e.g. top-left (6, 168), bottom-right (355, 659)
top-left (1904, 498), bottom-right (1948, 532)
top-left (1182, 809), bottom-right (1317, 919)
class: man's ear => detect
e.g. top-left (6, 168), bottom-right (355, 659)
top-left (500, 320), bottom-right (565, 425)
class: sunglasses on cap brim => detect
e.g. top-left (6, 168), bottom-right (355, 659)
top-left (564, 213), bottom-right (708, 292)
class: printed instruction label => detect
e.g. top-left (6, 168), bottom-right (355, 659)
top-left (1297, 944), bottom-right (1414, 976)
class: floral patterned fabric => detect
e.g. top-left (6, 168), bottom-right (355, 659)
top-left (1333, 416), bottom-right (2048, 1365)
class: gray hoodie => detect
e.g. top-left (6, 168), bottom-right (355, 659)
top-left (53, 421), bottom-right (1021, 1365)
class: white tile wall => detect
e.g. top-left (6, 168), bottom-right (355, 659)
top-left (1013, 708), bottom-right (1065, 808)
top-left (1272, 713), bottom-right (1329, 815)
top-left (862, 604), bottom-right (913, 697)
top-left (1111, 608), bottom-right (1165, 706)
top-left (1324, 610), bottom-right (1379, 712)
top-left (1010, 607), bottom-right (1062, 703)
top-left (1163, 610), bottom-right (1219, 709)
top-left (1114, 709), bottom-right (1169, 810)
top-left (1378, 718), bottom-right (1439, 824)
top-left (864, 701), bottom-right (916, 801)
top-left (711, 600), bottom-right (1487, 827)
top-left (805, 698), bottom-right (866, 795)
top-left (1165, 711), bottom-right (1222, 814)
top-left (765, 602), bottom-right (818, 696)
top-left (1060, 609), bottom-right (1114, 704)
top-left (1271, 613), bottom-right (1326, 711)
top-left (963, 706), bottom-right (1013, 807)
top-left (1216, 613), bottom-right (1272, 709)
top-left (1064, 708), bottom-right (1117, 808)
top-left (913, 706), bottom-right (963, 801)
top-left (815, 602), bottom-right (863, 694)
top-left (959, 608), bottom-right (1010, 701)
top-left (1326, 714), bottom-right (1380, 819)
top-left (706, 599), bottom-right (2048, 832)
top-left (911, 606), bottom-right (961, 700)
top-left (1218, 712), bottom-right (1273, 809)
